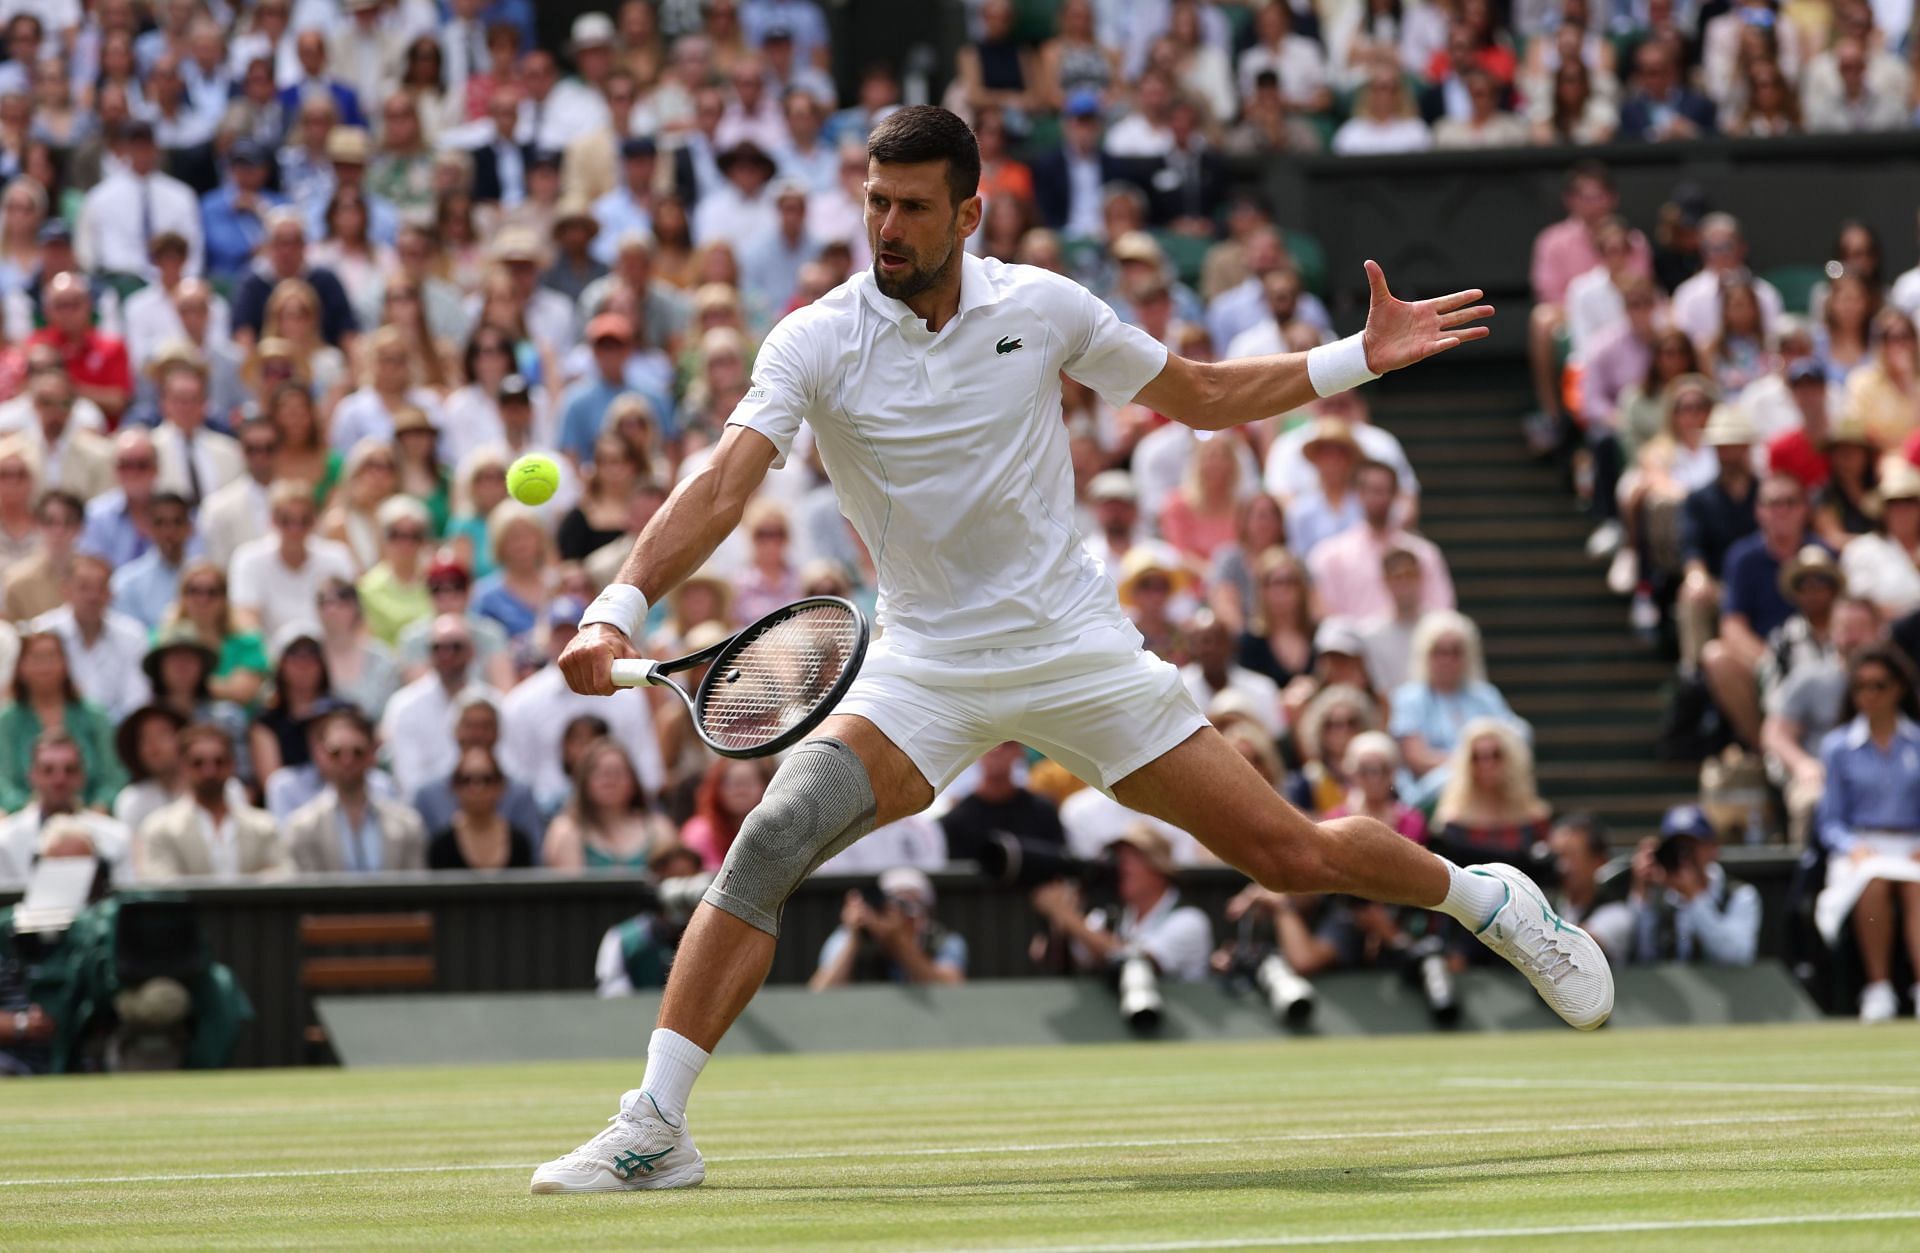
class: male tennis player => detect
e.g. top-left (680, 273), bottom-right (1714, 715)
top-left (533, 106), bottom-right (1611, 1194)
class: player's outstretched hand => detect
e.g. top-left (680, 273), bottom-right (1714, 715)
top-left (558, 622), bottom-right (640, 696)
top-left (1358, 259), bottom-right (1495, 375)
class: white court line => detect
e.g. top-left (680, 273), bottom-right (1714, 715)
top-left (0, 1110), bottom-right (1860, 1188)
top-left (964, 1210), bottom-right (1920, 1252)
top-left (1443, 1076), bottom-right (1920, 1097)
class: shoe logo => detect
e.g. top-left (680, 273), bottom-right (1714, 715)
top-left (610, 1148), bottom-right (673, 1180)
top-left (996, 336), bottom-right (1023, 355)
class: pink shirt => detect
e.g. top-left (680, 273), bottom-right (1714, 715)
top-left (678, 815), bottom-right (730, 870)
top-left (1307, 525), bottom-right (1455, 621)
top-left (1531, 217), bottom-right (1652, 305)
top-left (1158, 496), bottom-right (1239, 564)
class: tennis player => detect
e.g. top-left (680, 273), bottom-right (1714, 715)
top-left (532, 106), bottom-right (1612, 1194)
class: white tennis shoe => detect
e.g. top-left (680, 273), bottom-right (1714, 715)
top-left (1466, 863), bottom-right (1615, 1031)
top-left (530, 1090), bottom-right (706, 1194)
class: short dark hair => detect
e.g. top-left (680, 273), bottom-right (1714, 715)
top-left (149, 490), bottom-right (191, 515)
top-left (867, 105), bottom-right (980, 206)
top-left (36, 487), bottom-right (83, 524)
top-left (1553, 811), bottom-right (1610, 859)
top-left (1356, 459), bottom-right (1399, 489)
top-left (1565, 160), bottom-right (1613, 196)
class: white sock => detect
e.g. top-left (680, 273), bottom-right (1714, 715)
top-left (635, 1028), bottom-right (709, 1122)
top-left (1434, 858), bottom-right (1509, 928)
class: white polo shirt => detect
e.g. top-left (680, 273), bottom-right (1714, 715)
top-left (727, 252), bottom-right (1169, 658)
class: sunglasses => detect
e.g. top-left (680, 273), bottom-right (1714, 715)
top-left (1853, 678), bottom-right (1893, 693)
top-left (184, 754), bottom-right (230, 771)
top-left (326, 743), bottom-right (370, 761)
top-left (454, 772), bottom-right (503, 787)
top-left (387, 528), bottom-right (427, 542)
top-left (430, 639), bottom-right (471, 652)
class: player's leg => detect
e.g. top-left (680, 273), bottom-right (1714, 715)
top-left (1108, 726), bottom-right (1612, 1030)
top-left (534, 687), bottom-right (960, 1194)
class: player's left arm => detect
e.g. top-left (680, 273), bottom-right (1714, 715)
top-left (1133, 261), bottom-right (1494, 431)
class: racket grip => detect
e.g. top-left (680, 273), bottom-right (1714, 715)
top-left (610, 659), bottom-right (660, 688)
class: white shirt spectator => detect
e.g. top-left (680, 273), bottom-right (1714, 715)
top-left (377, 674), bottom-right (465, 800)
top-left (690, 182), bottom-right (781, 249)
top-left (518, 80), bottom-right (612, 151)
top-left (0, 393), bottom-right (106, 437)
top-left (1360, 613), bottom-right (1420, 694)
top-left (1891, 264), bottom-right (1920, 323)
top-left (28, 605), bottom-right (152, 719)
top-left (198, 475), bottom-right (273, 571)
top-left (1671, 270), bottom-right (1783, 348)
top-left (227, 534), bottom-right (358, 640)
top-left (461, 289), bottom-right (575, 359)
top-left (77, 167), bottom-right (204, 277)
top-left (498, 662), bottom-right (666, 811)
top-left (715, 101), bottom-right (789, 156)
top-left (1131, 422), bottom-right (1259, 520)
top-left (1102, 112), bottom-right (1175, 158)
top-left (1841, 533), bottom-right (1920, 617)
top-left (1180, 661), bottom-right (1283, 736)
top-left (328, 387), bottom-right (446, 454)
top-left (812, 813), bottom-right (946, 874)
top-left (0, 806), bottom-right (131, 883)
top-left (1563, 264), bottom-right (1628, 359)
top-left (1263, 421), bottom-right (1419, 502)
top-left (121, 285), bottom-right (233, 371)
top-left (1331, 117), bottom-right (1432, 155)
top-left (151, 422), bottom-right (244, 504)
top-left (1237, 36), bottom-right (1328, 110)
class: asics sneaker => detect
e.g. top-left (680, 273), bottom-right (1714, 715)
top-left (1466, 863), bottom-right (1614, 1031)
top-left (529, 1090), bottom-right (706, 1194)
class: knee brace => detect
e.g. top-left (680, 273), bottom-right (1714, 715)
top-left (701, 737), bottom-right (877, 936)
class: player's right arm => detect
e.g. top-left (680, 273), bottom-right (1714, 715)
top-left (560, 425), bottom-right (778, 695)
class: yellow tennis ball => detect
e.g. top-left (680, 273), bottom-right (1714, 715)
top-left (507, 453), bottom-right (560, 505)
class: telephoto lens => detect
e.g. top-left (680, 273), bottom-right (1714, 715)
top-left (1254, 953), bottom-right (1316, 1028)
top-left (1117, 954), bottom-right (1163, 1032)
top-left (1406, 935), bottom-right (1460, 1026)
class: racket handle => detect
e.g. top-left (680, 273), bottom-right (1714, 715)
top-left (610, 659), bottom-right (661, 688)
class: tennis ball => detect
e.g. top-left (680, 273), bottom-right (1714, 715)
top-left (507, 453), bottom-right (560, 506)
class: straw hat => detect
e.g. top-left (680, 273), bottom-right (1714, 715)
top-left (1115, 542), bottom-right (1194, 607)
top-left (1777, 544), bottom-right (1845, 599)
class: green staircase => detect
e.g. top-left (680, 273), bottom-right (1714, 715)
top-left (1373, 369), bottom-right (1695, 843)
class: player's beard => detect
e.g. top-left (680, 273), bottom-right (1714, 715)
top-left (872, 231), bottom-right (958, 301)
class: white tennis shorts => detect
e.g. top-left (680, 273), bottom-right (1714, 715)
top-left (833, 621), bottom-right (1207, 795)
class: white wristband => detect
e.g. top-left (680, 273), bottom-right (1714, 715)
top-left (579, 584), bottom-right (649, 639)
top-left (1306, 333), bottom-right (1380, 398)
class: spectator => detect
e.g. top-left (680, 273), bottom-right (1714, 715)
top-left (318, 439), bottom-right (403, 572)
top-left (230, 209), bottom-right (359, 349)
top-left (1617, 41), bottom-right (1716, 141)
top-left (122, 237), bottom-right (232, 376)
top-left (229, 479), bottom-right (359, 640)
top-left (1237, 1), bottom-right (1331, 115)
top-left (106, 491), bottom-right (196, 630)
top-left (1429, 718), bottom-right (1550, 865)
top-left (1672, 215), bottom-right (1784, 350)
top-left (1116, 543), bottom-right (1194, 665)
top-left (1756, 545), bottom-right (1848, 714)
top-left (1701, 274), bottom-right (1771, 396)
top-left (1036, 0), bottom-right (1118, 115)
top-left (1104, 70), bottom-right (1177, 158)
top-left (76, 120), bottom-right (202, 279)
top-left (1725, 56), bottom-right (1801, 136)
top-left (139, 724), bottom-right (288, 881)
top-left (1810, 416), bottom-right (1877, 549)
top-left (1700, 474), bottom-right (1818, 746)
top-left (1763, 359), bottom-right (1837, 491)
top-left (199, 140), bottom-right (284, 283)
top-left (1288, 682), bottom-right (1381, 815)
top-left (249, 624), bottom-right (337, 791)
top-left (1284, 418), bottom-right (1366, 557)
top-left (1847, 308), bottom-right (1919, 449)
top-left (499, 599), bottom-right (666, 812)
top-left (31, 554), bottom-right (151, 721)
top-left (739, 178), bottom-right (816, 314)
top-left (162, 561), bottom-right (268, 709)
top-left (1181, 611), bottom-right (1283, 738)
top-left (112, 705), bottom-right (188, 839)
top-left (427, 744), bottom-right (537, 870)
top-left (1623, 807), bottom-right (1761, 965)
top-left (1158, 434), bottom-right (1242, 565)
top-left (411, 690), bottom-right (545, 844)
top-left (141, 624), bottom-right (252, 783)
top-left (1359, 548), bottom-right (1432, 695)
top-left (329, 330), bottom-right (444, 456)
top-left (543, 737), bottom-right (675, 871)
top-left (149, 355), bottom-right (242, 508)
top-left (938, 741), bottom-right (1065, 863)
top-left (4, 489), bottom-right (82, 622)
top-left (378, 615), bottom-right (482, 800)
top-left (1802, 36), bottom-right (1907, 133)
top-left (1670, 401), bottom-right (1758, 665)
top-left (30, 273), bottom-right (133, 425)
top-left (1764, 595), bottom-right (1880, 846)
top-left (1548, 813), bottom-right (1635, 959)
top-left (810, 866), bottom-right (967, 989)
top-left (0, 729), bottom-right (131, 880)
top-left (1434, 67), bottom-right (1529, 147)
top-left (1327, 730), bottom-right (1426, 843)
top-left (470, 501), bottom-right (554, 641)
top-left (1530, 57), bottom-right (1619, 145)
top-left (1309, 460), bottom-right (1453, 621)
top-left (1818, 270), bottom-right (1876, 384)
top-left (1236, 547), bottom-right (1317, 689)
top-left (286, 706), bottom-right (427, 873)
top-left (1206, 492), bottom-right (1287, 633)
top-left (15, 368), bottom-right (112, 504)
top-left (395, 559), bottom-right (514, 690)
top-left (354, 496), bottom-right (433, 646)
top-left (1842, 466), bottom-right (1920, 618)
top-left (1333, 62), bottom-right (1433, 155)
top-left (559, 430), bottom-right (648, 564)
top-left (1814, 641), bottom-right (1920, 1020)
top-left (1030, 825), bottom-right (1212, 982)
top-left (1392, 611), bottom-right (1528, 807)
top-left (680, 756), bottom-right (777, 869)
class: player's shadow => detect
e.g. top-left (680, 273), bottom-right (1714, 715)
top-left (725, 1145), bottom-right (1644, 1200)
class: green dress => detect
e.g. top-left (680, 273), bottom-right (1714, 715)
top-left (0, 702), bottom-right (127, 811)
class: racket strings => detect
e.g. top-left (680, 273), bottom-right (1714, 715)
top-left (699, 604), bottom-right (859, 750)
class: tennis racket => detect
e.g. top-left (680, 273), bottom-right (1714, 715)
top-left (611, 596), bottom-right (869, 758)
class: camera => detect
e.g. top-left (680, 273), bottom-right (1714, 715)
top-left (1253, 952), bottom-right (1316, 1027)
top-left (651, 872), bottom-right (715, 949)
top-left (1404, 934), bottom-right (1460, 1027)
top-left (1116, 953), bottom-right (1162, 1032)
top-left (978, 832), bottom-right (1114, 893)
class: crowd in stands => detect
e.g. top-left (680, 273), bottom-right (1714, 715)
top-left (1532, 153), bottom-right (1920, 1018)
top-left (13, 0), bottom-right (1918, 1014)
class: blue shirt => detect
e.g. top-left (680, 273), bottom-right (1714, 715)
top-left (556, 376), bottom-right (633, 464)
top-left (1816, 715), bottom-right (1920, 853)
top-left (470, 575), bottom-right (538, 641)
top-left (1722, 532), bottom-right (1821, 637)
top-left (336, 803), bottom-right (385, 872)
top-left (589, 188), bottom-right (653, 266)
top-left (1389, 680), bottom-right (1528, 756)
top-left (78, 490), bottom-right (149, 567)
top-left (110, 546), bottom-right (202, 629)
top-left (200, 184), bottom-right (286, 281)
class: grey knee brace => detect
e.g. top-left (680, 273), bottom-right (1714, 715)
top-left (701, 738), bottom-right (877, 936)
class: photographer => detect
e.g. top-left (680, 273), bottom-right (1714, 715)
top-left (808, 867), bottom-right (967, 990)
top-left (1029, 827), bottom-right (1211, 983)
top-left (1625, 806), bottom-right (1761, 966)
top-left (595, 843), bottom-right (713, 996)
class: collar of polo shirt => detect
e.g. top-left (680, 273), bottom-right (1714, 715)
top-left (859, 250), bottom-right (999, 331)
